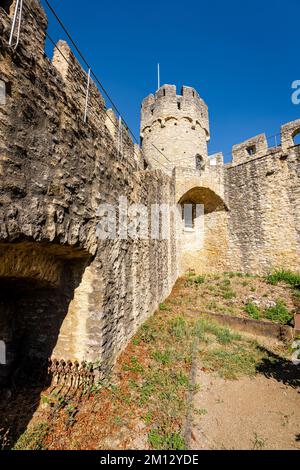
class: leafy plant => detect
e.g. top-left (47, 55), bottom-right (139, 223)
top-left (245, 302), bottom-right (261, 320)
top-left (148, 429), bottom-right (186, 450)
top-left (168, 316), bottom-right (188, 338)
top-left (264, 301), bottom-right (293, 325)
top-left (123, 356), bottom-right (144, 374)
top-left (194, 275), bottom-right (205, 285)
top-left (266, 269), bottom-right (300, 287)
top-left (222, 290), bottom-right (236, 300)
top-left (159, 303), bottom-right (168, 311)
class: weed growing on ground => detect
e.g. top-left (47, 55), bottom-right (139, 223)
top-left (266, 269), bottom-right (300, 287)
top-left (148, 429), bottom-right (186, 450)
top-left (222, 290), bottom-right (236, 300)
top-left (264, 301), bottom-right (293, 325)
top-left (13, 423), bottom-right (51, 450)
top-left (245, 302), bottom-right (261, 320)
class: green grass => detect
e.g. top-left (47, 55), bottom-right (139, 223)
top-left (148, 429), bottom-right (186, 450)
top-left (245, 302), bottom-right (261, 320)
top-left (168, 316), bottom-right (188, 338)
top-left (188, 275), bottom-right (205, 286)
top-left (245, 300), bottom-right (292, 325)
top-left (128, 315), bottom-right (248, 450)
top-left (224, 272), bottom-right (244, 278)
top-left (13, 423), bottom-right (50, 450)
top-left (194, 275), bottom-right (205, 285)
top-left (222, 290), bottom-right (236, 300)
top-left (201, 343), bottom-right (267, 380)
top-left (159, 303), bottom-right (168, 311)
top-left (123, 356), bottom-right (144, 374)
top-left (264, 301), bottom-right (293, 325)
top-left (220, 278), bottom-right (231, 287)
top-left (198, 319), bottom-right (241, 345)
top-left (266, 269), bottom-right (300, 287)
top-left (207, 300), bottom-right (217, 310)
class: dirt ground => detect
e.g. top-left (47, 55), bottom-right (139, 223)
top-left (190, 369), bottom-right (300, 450)
top-left (1, 274), bottom-right (299, 450)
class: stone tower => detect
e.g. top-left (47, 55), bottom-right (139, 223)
top-left (140, 84), bottom-right (210, 173)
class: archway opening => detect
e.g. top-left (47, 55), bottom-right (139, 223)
top-left (179, 186), bottom-right (227, 216)
top-left (293, 130), bottom-right (300, 146)
top-left (178, 187), bottom-right (228, 273)
top-left (0, 243), bottom-right (90, 447)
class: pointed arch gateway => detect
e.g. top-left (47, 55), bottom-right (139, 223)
top-left (178, 187), bottom-right (229, 273)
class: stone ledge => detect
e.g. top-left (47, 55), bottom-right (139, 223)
top-left (189, 309), bottom-right (294, 342)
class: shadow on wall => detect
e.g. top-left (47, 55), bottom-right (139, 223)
top-left (179, 186), bottom-right (227, 215)
top-left (0, 243), bottom-right (90, 449)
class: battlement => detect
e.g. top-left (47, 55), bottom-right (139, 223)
top-left (231, 119), bottom-right (300, 165)
top-left (141, 84), bottom-right (210, 140)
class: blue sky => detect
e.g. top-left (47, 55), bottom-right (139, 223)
top-left (42, 0), bottom-right (300, 162)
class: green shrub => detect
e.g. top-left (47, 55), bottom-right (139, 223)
top-left (245, 302), bottom-right (261, 320)
top-left (222, 290), bottom-right (236, 300)
top-left (159, 303), bottom-right (168, 311)
top-left (168, 316), bottom-right (188, 338)
top-left (148, 429), bottom-right (186, 450)
top-left (194, 275), bottom-right (205, 285)
top-left (266, 269), bottom-right (300, 287)
top-left (264, 301), bottom-right (293, 325)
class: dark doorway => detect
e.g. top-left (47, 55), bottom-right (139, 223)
top-left (0, 251), bottom-right (89, 448)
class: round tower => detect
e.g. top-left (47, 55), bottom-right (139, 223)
top-left (140, 84), bottom-right (210, 173)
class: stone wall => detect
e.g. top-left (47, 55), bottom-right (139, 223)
top-left (225, 128), bottom-right (300, 274)
top-left (0, 0), bottom-right (299, 385)
top-left (0, 0), bottom-right (178, 379)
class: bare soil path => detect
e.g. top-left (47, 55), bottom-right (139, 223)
top-left (190, 361), bottom-right (300, 450)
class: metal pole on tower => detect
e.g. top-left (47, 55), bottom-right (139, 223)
top-left (157, 63), bottom-right (160, 90)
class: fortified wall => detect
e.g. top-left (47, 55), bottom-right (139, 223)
top-left (141, 86), bottom-right (300, 276)
top-left (0, 0), bottom-right (299, 384)
top-left (225, 123), bottom-right (300, 274)
top-left (0, 0), bottom-right (178, 383)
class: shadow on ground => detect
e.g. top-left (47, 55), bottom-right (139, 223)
top-left (256, 346), bottom-right (300, 389)
top-left (0, 366), bottom-right (51, 449)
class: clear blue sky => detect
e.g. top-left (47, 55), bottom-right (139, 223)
top-left (42, 0), bottom-right (300, 162)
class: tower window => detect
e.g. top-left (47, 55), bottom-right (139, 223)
top-left (163, 89), bottom-right (166, 96)
top-left (177, 102), bottom-right (181, 110)
top-left (195, 154), bottom-right (205, 171)
top-left (246, 145), bottom-right (256, 156)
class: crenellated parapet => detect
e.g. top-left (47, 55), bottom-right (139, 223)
top-left (140, 85), bottom-right (210, 173)
top-left (141, 84), bottom-right (210, 139)
top-left (231, 119), bottom-right (300, 166)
